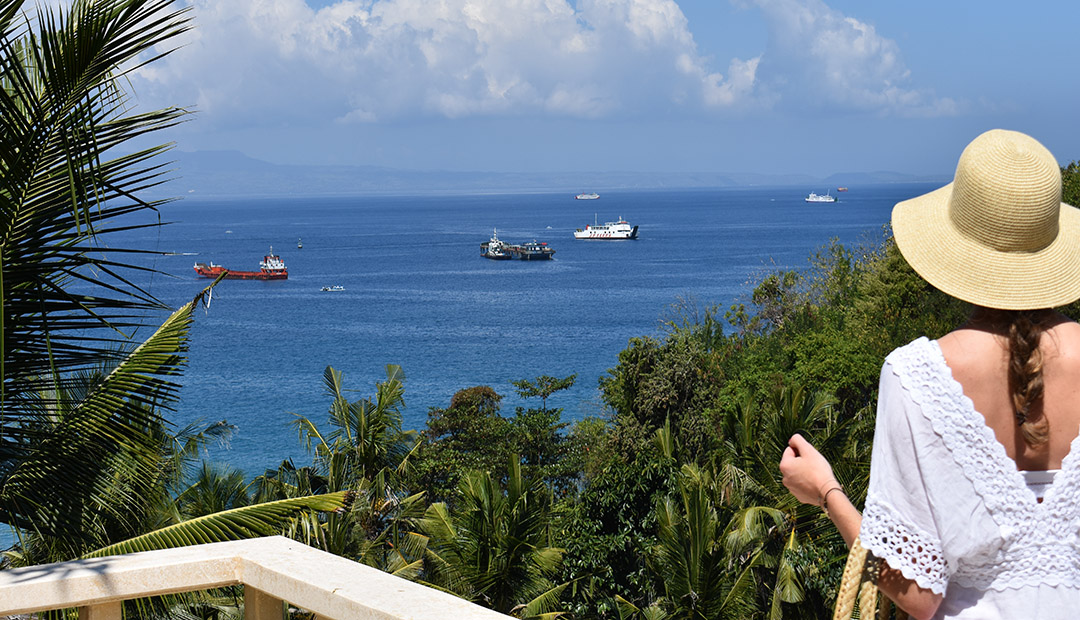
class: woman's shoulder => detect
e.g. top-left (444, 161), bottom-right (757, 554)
top-left (883, 336), bottom-right (937, 370)
top-left (1046, 318), bottom-right (1080, 356)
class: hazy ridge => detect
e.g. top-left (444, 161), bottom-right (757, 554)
top-left (158, 150), bottom-right (950, 198)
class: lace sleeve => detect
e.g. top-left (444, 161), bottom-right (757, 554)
top-left (859, 354), bottom-right (950, 595)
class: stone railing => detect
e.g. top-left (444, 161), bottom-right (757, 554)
top-left (0, 536), bottom-right (512, 619)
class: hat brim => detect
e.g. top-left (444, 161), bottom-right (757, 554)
top-left (892, 183), bottom-right (1080, 310)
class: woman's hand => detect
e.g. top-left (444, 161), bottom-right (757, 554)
top-left (779, 433), bottom-right (839, 507)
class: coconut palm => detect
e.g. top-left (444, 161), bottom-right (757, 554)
top-left (0, 0), bottom-right (192, 538)
top-left (0, 0), bottom-right (355, 575)
top-left (292, 365), bottom-right (419, 488)
top-left (706, 384), bottom-right (872, 618)
top-left (420, 458), bottom-right (567, 618)
top-left (253, 366), bottom-right (424, 563)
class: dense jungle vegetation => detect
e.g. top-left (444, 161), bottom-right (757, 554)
top-left (4, 0), bottom-right (1080, 618)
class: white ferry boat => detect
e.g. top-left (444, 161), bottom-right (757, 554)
top-left (805, 191), bottom-right (837, 203)
top-left (574, 215), bottom-right (638, 240)
top-left (575, 192), bottom-right (600, 200)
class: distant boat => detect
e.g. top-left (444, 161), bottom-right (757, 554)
top-left (836, 187), bottom-right (849, 192)
top-left (320, 285), bottom-right (344, 292)
top-left (481, 229), bottom-right (556, 260)
top-left (194, 247), bottom-right (288, 280)
top-left (516, 240), bottom-right (555, 261)
top-left (298, 237), bottom-right (303, 249)
top-left (574, 215), bottom-right (638, 240)
top-left (805, 191), bottom-right (837, 203)
top-left (480, 228), bottom-right (514, 260)
top-left (575, 192), bottom-right (600, 200)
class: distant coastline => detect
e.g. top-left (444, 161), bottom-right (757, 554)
top-left (153, 150), bottom-right (951, 199)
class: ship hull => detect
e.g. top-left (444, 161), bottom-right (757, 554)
top-left (480, 243), bottom-right (514, 259)
top-left (517, 251), bottom-right (554, 260)
top-left (194, 264), bottom-right (288, 280)
top-left (573, 225), bottom-right (638, 240)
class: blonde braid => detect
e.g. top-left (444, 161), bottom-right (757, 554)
top-left (1008, 311), bottom-right (1049, 447)
top-left (973, 307), bottom-right (1051, 448)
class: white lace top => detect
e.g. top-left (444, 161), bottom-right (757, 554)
top-left (860, 337), bottom-right (1080, 619)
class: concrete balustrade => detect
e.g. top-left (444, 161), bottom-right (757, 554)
top-left (0, 536), bottom-right (512, 620)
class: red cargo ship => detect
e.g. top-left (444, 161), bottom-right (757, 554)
top-left (194, 247), bottom-right (288, 280)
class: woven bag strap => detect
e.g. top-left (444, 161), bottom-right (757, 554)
top-left (833, 537), bottom-right (874, 620)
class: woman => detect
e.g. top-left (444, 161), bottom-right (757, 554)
top-left (780, 129), bottom-right (1080, 620)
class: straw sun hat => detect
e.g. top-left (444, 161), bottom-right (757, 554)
top-left (891, 129), bottom-right (1080, 310)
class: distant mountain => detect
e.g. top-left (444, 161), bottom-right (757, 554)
top-left (824, 171), bottom-right (948, 186)
top-left (149, 150), bottom-right (946, 198)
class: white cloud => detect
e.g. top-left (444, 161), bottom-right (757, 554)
top-left (133, 0), bottom-right (748, 128)
top-left (747, 0), bottom-right (957, 117)
top-left (128, 0), bottom-right (956, 137)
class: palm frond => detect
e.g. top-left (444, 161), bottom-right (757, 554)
top-left (83, 491), bottom-right (352, 558)
top-left (0, 281), bottom-right (216, 537)
top-left (1, 0), bottom-right (192, 401)
top-left (515, 582), bottom-right (568, 619)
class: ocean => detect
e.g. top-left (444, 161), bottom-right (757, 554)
top-left (117, 184), bottom-right (935, 475)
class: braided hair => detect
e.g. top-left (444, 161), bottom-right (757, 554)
top-left (973, 307), bottom-right (1052, 447)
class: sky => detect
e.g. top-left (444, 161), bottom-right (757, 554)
top-left (123, 0), bottom-right (1080, 178)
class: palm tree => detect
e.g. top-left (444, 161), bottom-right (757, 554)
top-left (0, 0), bottom-right (355, 573)
top-left (614, 462), bottom-right (755, 620)
top-left (707, 384), bottom-right (871, 619)
top-left (252, 366), bottom-right (423, 563)
top-left (0, 0), bottom-right (192, 538)
top-left (420, 458), bottom-right (566, 618)
top-left (292, 365), bottom-right (419, 489)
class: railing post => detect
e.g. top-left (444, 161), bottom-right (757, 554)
top-left (79, 602), bottom-right (122, 620)
top-left (245, 585), bottom-right (285, 620)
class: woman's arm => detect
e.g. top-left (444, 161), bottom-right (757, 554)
top-left (780, 434), bottom-right (943, 620)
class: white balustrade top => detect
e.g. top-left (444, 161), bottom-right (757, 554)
top-left (0, 536), bottom-right (512, 619)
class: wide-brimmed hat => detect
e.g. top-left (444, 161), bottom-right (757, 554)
top-left (892, 129), bottom-right (1080, 310)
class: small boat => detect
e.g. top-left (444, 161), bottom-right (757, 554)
top-left (836, 187), bottom-right (849, 192)
top-left (574, 215), bottom-right (638, 240)
top-left (298, 238), bottom-right (303, 249)
top-left (320, 285), bottom-right (345, 292)
top-left (805, 191), bottom-right (837, 203)
top-left (516, 240), bottom-right (555, 260)
top-left (194, 247), bottom-right (288, 280)
top-left (575, 192), bottom-right (600, 200)
top-left (480, 228), bottom-right (513, 260)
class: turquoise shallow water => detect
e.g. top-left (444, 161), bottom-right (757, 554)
top-left (113, 184), bottom-right (934, 475)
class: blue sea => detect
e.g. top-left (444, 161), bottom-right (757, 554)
top-left (117, 185), bottom-right (935, 475)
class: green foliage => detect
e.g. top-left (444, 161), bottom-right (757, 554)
top-left (420, 458), bottom-right (566, 617)
top-left (291, 364), bottom-right (419, 489)
top-left (1, 290), bottom-right (219, 564)
top-left (82, 492), bottom-right (352, 559)
top-left (0, 0), bottom-right (197, 547)
top-left (1063, 161), bottom-right (1080, 208)
top-left (1, 0), bottom-right (192, 424)
top-left (645, 464), bottom-right (757, 620)
top-left (566, 226), bottom-right (976, 618)
top-left (557, 426), bottom-right (679, 619)
top-left (512, 374), bottom-right (577, 410)
top-left (413, 376), bottom-right (583, 505)
top-left (412, 386), bottom-right (512, 502)
top-left (259, 366), bottom-right (423, 563)
top-left (511, 374), bottom-right (580, 497)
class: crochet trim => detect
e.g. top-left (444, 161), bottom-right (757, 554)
top-left (882, 337), bottom-right (1080, 591)
top-left (861, 496), bottom-right (949, 595)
